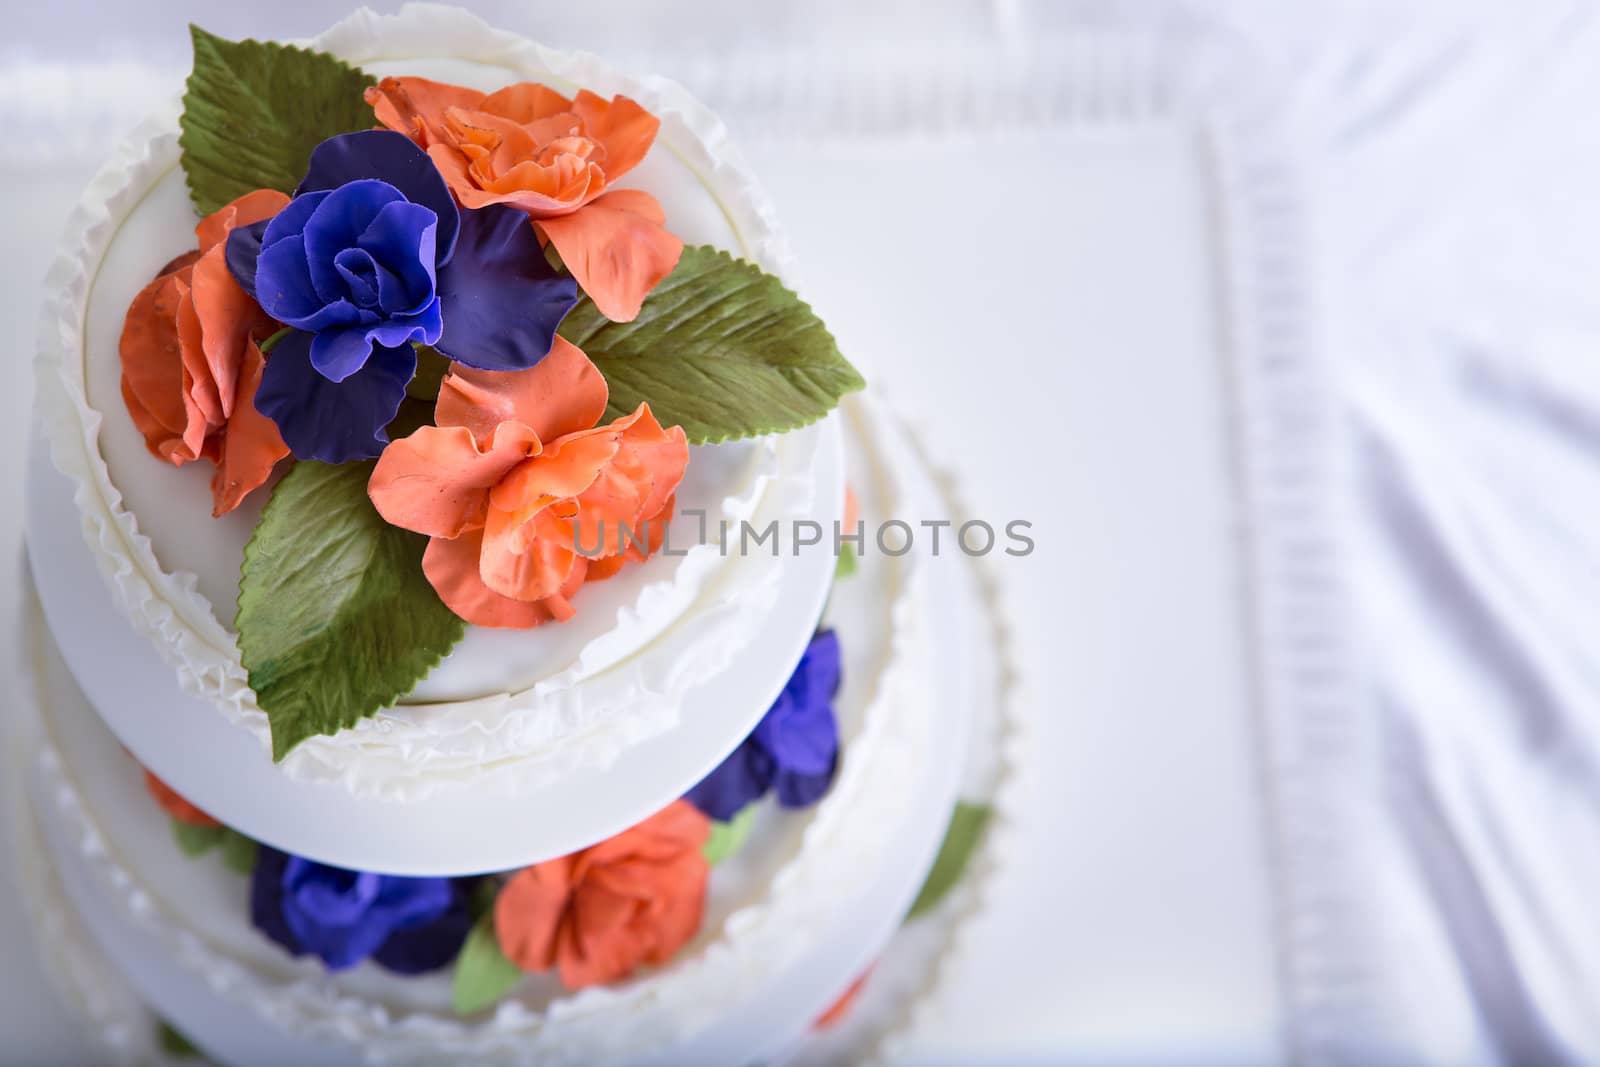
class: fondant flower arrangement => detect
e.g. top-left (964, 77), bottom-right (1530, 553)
top-left (141, 623), bottom-right (856, 1012)
top-left (119, 28), bottom-right (863, 758)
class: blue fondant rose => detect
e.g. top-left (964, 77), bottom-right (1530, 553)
top-left (250, 847), bottom-right (474, 974)
top-left (228, 129), bottom-right (579, 463)
top-left (685, 629), bottom-right (843, 821)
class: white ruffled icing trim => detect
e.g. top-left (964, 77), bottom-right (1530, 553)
top-left (34, 2), bottom-right (816, 799)
top-left (25, 390), bottom-right (938, 1065)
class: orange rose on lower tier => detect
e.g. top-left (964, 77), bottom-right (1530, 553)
top-left (367, 337), bottom-right (688, 628)
top-left (118, 189), bottom-right (291, 516)
top-left (143, 770), bottom-right (219, 828)
top-left (494, 801), bottom-right (710, 989)
top-left (365, 76), bottom-right (683, 323)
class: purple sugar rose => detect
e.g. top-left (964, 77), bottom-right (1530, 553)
top-left (228, 129), bottom-right (579, 464)
top-left (685, 629), bottom-right (843, 821)
top-left (250, 847), bottom-right (473, 974)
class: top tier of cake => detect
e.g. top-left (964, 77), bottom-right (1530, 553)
top-left (28, 5), bottom-right (844, 872)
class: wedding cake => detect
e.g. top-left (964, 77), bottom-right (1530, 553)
top-left (16, 6), bottom-right (997, 1063)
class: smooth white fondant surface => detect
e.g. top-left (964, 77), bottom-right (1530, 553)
top-left (31, 4), bottom-right (846, 818)
top-left (18, 391), bottom-right (971, 1065)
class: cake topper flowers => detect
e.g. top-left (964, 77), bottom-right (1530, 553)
top-left (369, 337), bottom-right (687, 627)
top-left (366, 77), bottom-right (681, 323)
top-left (117, 26), bottom-right (861, 758)
top-left (227, 129), bottom-right (578, 462)
top-left (118, 189), bottom-right (291, 515)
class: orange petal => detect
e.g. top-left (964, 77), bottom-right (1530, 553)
top-left (210, 339), bottom-right (289, 516)
top-left (190, 243), bottom-right (274, 422)
top-left (584, 492), bottom-right (675, 583)
top-left (195, 189), bottom-right (290, 252)
top-left (587, 800), bottom-right (710, 866)
top-left (487, 428), bottom-right (621, 522)
top-left (436, 336), bottom-right (608, 444)
top-left (144, 770), bottom-right (219, 828)
top-left (638, 850), bottom-right (708, 965)
top-left (537, 190), bottom-right (683, 322)
top-left (422, 528), bottom-right (585, 629)
top-left (495, 857), bottom-right (576, 972)
top-left (367, 76), bottom-right (488, 145)
top-left (173, 273), bottom-right (222, 457)
top-left (479, 82), bottom-right (576, 125)
top-left (574, 405), bottom-right (687, 554)
top-left (120, 266), bottom-right (200, 463)
top-left (569, 91), bottom-right (659, 182)
top-left (479, 505), bottom-right (589, 603)
top-left (369, 422), bottom-right (540, 539)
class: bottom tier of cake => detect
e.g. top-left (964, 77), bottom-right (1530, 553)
top-left (10, 401), bottom-right (1010, 1066)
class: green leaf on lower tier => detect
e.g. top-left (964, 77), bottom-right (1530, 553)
top-left (171, 819), bottom-right (225, 857)
top-left (156, 1018), bottom-right (206, 1059)
top-left (703, 804), bottom-right (759, 866)
top-left (180, 26), bottom-right (377, 216)
top-left (237, 461), bottom-right (466, 760)
top-left (834, 542), bottom-right (859, 580)
top-left (453, 913), bottom-right (524, 1016)
top-left (218, 829), bottom-right (259, 876)
top-left (558, 245), bottom-right (865, 445)
top-left (906, 801), bottom-right (992, 920)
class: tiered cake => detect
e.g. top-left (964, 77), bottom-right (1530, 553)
top-left (17, 6), bottom-right (990, 1064)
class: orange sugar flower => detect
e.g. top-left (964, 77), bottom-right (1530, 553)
top-left (494, 800), bottom-right (710, 989)
top-left (119, 189), bottom-right (291, 516)
top-left (367, 337), bottom-right (688, 628)
top-left (366, 76), bottom-right (683, 323)
top-left (143, 770), bottom-right (220, 828)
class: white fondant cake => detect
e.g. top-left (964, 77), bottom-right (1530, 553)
top-left (29, 5), bottom-right (846, 869)
top-left (18, 6), bottom-right (998, 1064)
top-left (18, 390), bottom-right (979, 1066)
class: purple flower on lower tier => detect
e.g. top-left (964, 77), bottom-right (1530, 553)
top-left (250, 847), bottom-right (474, 973)
top-left (685, 629), bottom-right (842, 821)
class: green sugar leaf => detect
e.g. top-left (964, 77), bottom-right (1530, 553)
top-left (834, 541), bottom-right (859, 580)
top-left (219, 829), bottom-right (259, 876)
top-left (558, 246), bottom-right (864, 444)
top-left (453, 914), bottom-right (524, 1016)
top-left (156, 1019), bottom-right (206, 1059)
top-left (171, 819), bottom-right (225, 857)
top-left (237, 461), bottom-right (465, 759)
top-left (906, 801), bottom-right (992, 920)
top-left (181, 26), bottom-right (376, 216)
top-left (702, 804), bottom-right (759, 866)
